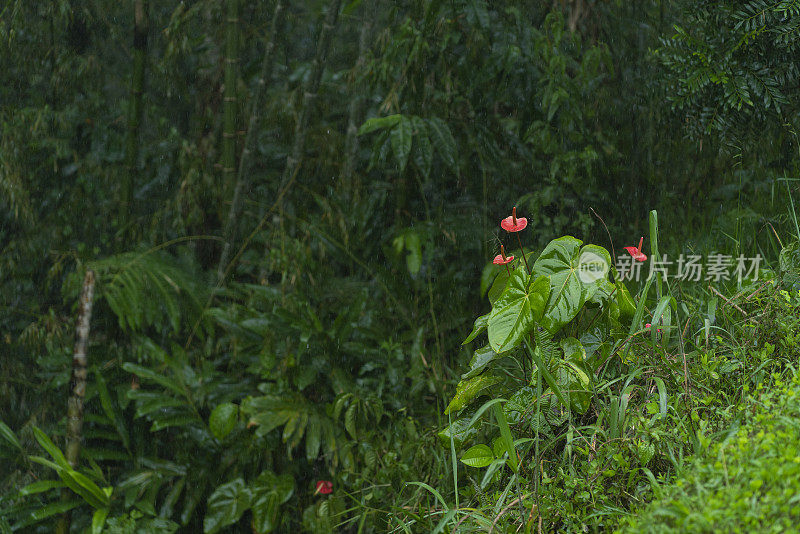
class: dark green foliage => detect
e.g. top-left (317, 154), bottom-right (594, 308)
top-left (657, 0), bottom-right (800, 145)
top-left (621, 367), bottom-right (800, 533)
top-left (2, 0), bottom-right (800, 532)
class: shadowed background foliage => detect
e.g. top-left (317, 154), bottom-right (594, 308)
top-left (1, 0), bottom-right (799, 532)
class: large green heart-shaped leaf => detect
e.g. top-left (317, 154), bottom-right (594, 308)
top-left (487, 271), bottom-right (550, 353)
top-left (533, 238), bottom-right (612, 334)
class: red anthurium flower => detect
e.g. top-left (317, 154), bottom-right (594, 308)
top-left (493, 244), bottom-right (515, 265)
top-left (501, 206), bottom-right (528, 233)
top-left (625, 237), bottom-right (647, 262)
top-left (315, 480), bottom-right (333, 495)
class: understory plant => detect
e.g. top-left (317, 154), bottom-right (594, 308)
top-left (421, 207), bottom-right (774, 532)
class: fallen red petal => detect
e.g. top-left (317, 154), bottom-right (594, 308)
top-left (315, 480), bottom-right (333, 495)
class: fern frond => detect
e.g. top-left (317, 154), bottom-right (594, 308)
top-left (88, 251), bottom-right (209, 334)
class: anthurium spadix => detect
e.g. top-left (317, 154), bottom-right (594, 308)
top-left (487, 269), bottom-right (550, 353)
top-left (533, 236), bottom-right (613, 334)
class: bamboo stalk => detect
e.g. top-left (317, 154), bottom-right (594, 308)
top-left (122, 0), bottom-right (148, 237)
top-left (221, 0), bottom-right (240, 217)
top-left (340, 1), bottom-right (376, 200)
top-left (279, 0), bottom-right (343, 191)
top-left (218, 0), bottom-right (286, 282)
top-left (57, 269), bottom-right (96, 534)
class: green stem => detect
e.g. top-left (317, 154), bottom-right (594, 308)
top-left (649, 210), bottom-right (661, 300)
top-left (516, 233), bottom-right (530, 274)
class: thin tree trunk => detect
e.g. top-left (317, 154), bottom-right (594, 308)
top-left (218, 0), bottom-right (286, 282)
top-left (221, 0), bottom-right (240, 222)
top-left (56, 270), bottom-right (96, 534)
top-left (340, 1), bottom-right (376, 201)
top-left (122, 0), bottom-right (148, 236)
top-left (279, 0), bottom-right (342, 190)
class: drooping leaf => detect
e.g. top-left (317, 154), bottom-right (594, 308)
top-left (444, 374), bottom-right (502, 414)
top-left (411, 116), bottom-right (433, 178)
top-left (390, 116), bottom-right (413, 171)
top-left (54, 468), bottom-right (110, 509)
top-left (437, 417), bottom-right (479, 448)
top-left (427, 117), bottom-right (457, 171)
top-left (0, 421), bottom-right (22, 451)
top-left (18, 480), bottom-right (65, 496)
top-left (11, 499), bottom-right (82, 530)
top-left (122, 362), bottom-right (184, 396)
top-left (462, 313), bottom-right (489, 345)
top-left (461, 345), bottom-right (500, 380)
top-left (357, 114), bottom-right (402, 135)
top-left (95, 369), bottom-right (130, 451)
top-left (32, 426), bottom-right (69, 469)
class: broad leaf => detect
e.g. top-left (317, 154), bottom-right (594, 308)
top-left (534, 238), bottom-right (611, 334)
top-left (204, 478), bottom-right (251, 534)
top-left (615, 281), bottom-right (637, 320)
top-left (460, 444), bottom-right (494, 468)
top-left (444, 374), bottom-right (502, 414)
top-left (209, 403), bottom-right (238, 440)
top-left (487, 267), bottom-right (511, 305)
top-left (488, 271), bottom-right (550, 353)
top-left (91, 508), bottom-right (109, 534)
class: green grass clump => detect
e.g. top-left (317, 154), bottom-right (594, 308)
top-left (620, 372), bottom-right (800, 533)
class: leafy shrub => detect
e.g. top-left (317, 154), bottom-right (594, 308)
top-left (620, 369), bottom-right (800, 533)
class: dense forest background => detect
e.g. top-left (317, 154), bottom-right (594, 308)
top-left (2, 0), bottom-right (799, 532)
